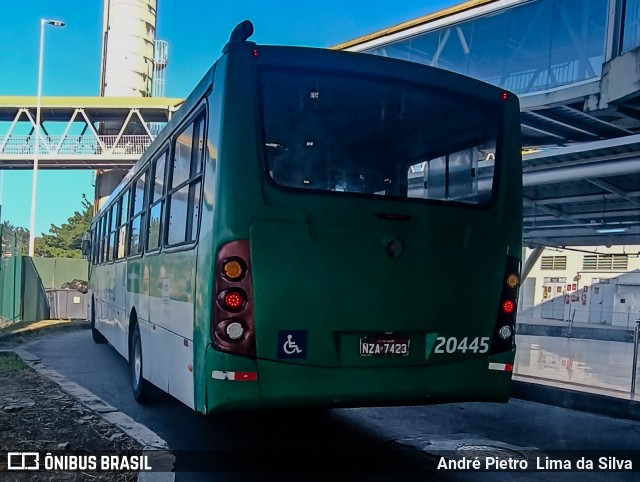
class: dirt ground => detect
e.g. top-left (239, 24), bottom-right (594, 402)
top-left (0, 351), bottom-right (142, 481)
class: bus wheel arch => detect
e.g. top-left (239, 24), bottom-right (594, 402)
top-left (128, 310), bottom-right (151, 403)
top-left (90, 296), bottom-right (107, 344)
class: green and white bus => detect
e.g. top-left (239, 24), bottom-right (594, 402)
top-left (87, 21), bottom-right (522, 414)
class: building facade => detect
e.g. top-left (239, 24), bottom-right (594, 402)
top-left (520, 245), bottom-right (640, 328)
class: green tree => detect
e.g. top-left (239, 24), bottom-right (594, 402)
top-left (36, 195), bottom-right (93, 258)
top-left (2, 221), bottom-right (30, 255)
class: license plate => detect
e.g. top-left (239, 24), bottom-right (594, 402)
top-left (359, 337), bottom-right (410, 356)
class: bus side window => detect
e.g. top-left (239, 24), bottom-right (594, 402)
top-left (108, 204), bottom-right (116, 262)
top-left (128, 170), bottom-right (148, 256)
top-left (116, 189), bottom-right (130, 259)
top-left (103, 209), bottom-right (112, 262)
top-left (147, 150), bottom-right (167, 251)
top-left (93, 218), bottom-right (101, 265)
top-left (101, 215), bottom-right (108, 264)
top-left (189, 116), bottom-right (205, 240)
top-left (167, 112), bottom-right (205, 246)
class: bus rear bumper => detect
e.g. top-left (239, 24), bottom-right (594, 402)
top-left (204, 349), bottom-right (516, 413)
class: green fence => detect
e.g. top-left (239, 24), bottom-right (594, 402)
top-left (30, 258), bottom-right (88, 290)
top-left (0, 225), bottom-right (89, 324)
top-left (0, 226), bottom-right (23, 325)
top-left (22, 257), bottom-right (88, 323)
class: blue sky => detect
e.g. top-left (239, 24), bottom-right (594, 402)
top-left (0, 0), bottom-right (458, 235)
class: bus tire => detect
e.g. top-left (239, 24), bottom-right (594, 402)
top-left (90, 300), bottom-right (107, 345)
top-left (130, 322), bottom-right (151, 403)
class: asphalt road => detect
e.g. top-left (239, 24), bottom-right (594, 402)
top-left (23, 329), bottom-right (640, 482)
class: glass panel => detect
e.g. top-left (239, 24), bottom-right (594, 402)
top-left (503, 0), bottom-right (553, 93)
top-left (114, 199), bottom-right (122, 228)
top-left (261, 68), bottom-right (499, 205)
top-left (167, 185), bottom-right (189, 245)
top-left (407, 32), bottom-right (439, 66)
top-left (147, 202), bottom-right (163, 250)
top-left (101, 216), bottom-right (107, 245)
top-left (407, 147), bottom-right (493, 203)
top-left (101, 235), bottom-right (107, 264)
top-left (192, 118), bottom-right (204, 175)
top-left (173, 124), bottom-right (193, 188)
top-left (117, 225), bottom-right (127, 259)
top-left (190, 181), bottom-right (201, 241)
top-left (120, 189), bottom-right (130, 225)
top-left (434, 24), bottom-right (474, 75)
top-left (152, 152), bottom-right (166, 203)
top-left (132, 173), bottom-right (147, 216)
top-left (622, 0), bottom-right (640, 54)
top-left (105, 208), bottom-right (114, 262)
top-left (129, 214), bottom-right (143, 256)
top-left (467, 12), bottom-right (509, 85)
top-left (108, 232), bottom-right (115, 261)
top-left (549, 0), bottom-right (606, 90)
top-left (363, 0), bottom-right (607, 94)
top-left (106, 207), bottom-right (113, 233)
top-left (368, 42), bottom-right (411, 61)
top-left (94, 221), bottom-right (101, 264)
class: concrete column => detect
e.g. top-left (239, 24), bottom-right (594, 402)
top-left (94, 168), bottom-right (129, 212)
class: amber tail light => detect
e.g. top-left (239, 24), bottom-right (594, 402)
top-left (212, 240), bottom-right (256, 357)
top-left (491, 254), bottom-right (521, 354)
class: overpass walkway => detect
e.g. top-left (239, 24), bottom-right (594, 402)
top-left (336, 0), bottom-right (640, 246)
top-left (0, 96), bottom-right (183, 169)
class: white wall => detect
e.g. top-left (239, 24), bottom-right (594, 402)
top-left (519, 245), bottom-right (640, 325)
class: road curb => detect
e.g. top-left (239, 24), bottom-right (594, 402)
top-left (0, 319), bottom-right (91, 343)
top-left (10, 346), bottom-right (175, 482)
top-left (511, 379), bottom-right (640, 422)
top-left (517, 322), bottom-right (634, 343)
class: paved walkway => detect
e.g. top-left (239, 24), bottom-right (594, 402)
top-left (517, 315), bottom-right (638, 342)
top-left (3, 316), bottom-right (638, 416)
top-left (514, 332), bottom-right (640, 402)
top-left (509, 314), bottom-right (640, 406)
top-left (0, 318), bottom-right (88, 341)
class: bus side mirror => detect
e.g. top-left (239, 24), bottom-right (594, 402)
top-left (81, 239), bottom-right (91, 257)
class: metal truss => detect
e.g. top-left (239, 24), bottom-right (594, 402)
top-left (0, 96), bottom-right (183, 169)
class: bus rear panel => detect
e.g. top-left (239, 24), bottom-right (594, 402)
top-left (201, 44), bottom-right (522, 412)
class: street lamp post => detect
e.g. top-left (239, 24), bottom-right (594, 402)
top-left (28, 18), bottom-right (65, 256)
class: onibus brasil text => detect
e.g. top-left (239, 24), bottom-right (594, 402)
top-left (7, 453), bottom-right (152, 471)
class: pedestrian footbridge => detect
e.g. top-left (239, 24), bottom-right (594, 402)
top-left (0, 96), bottom-right (183, 169)
top-left (336, 0), bottom-right (640, 246)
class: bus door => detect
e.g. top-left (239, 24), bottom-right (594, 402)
top-left (588, 282), bottom-right (615, 324)
top-left (541, 278), bottom-right (565, 320)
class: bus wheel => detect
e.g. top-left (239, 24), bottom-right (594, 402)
top-left (130, 323), bottom-right (151, 403)
top-left (90, 300), bottom-right (107, 344)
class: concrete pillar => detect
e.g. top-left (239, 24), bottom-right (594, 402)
top-left (96, 0), bottom-right (157, 208)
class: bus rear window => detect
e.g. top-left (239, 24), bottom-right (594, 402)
top-left (260, 68), bottom-right (500, 205)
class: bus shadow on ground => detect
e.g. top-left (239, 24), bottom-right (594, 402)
top-left (164, 406), bottom-right (439, 477)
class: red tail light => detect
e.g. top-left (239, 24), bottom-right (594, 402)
top-left (491, 255), bottom-right (521, 354)
top-left (220, 289), bottom-right (246, 311)
top-left (213, 241), bottom-right (255, 357)
top-left (502, 300), bottom-right (515, 314)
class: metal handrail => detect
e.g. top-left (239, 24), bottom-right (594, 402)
top-left (632, 319), bottom-right (640, 397)
top-left (0, 134), bottom-right (154, 156)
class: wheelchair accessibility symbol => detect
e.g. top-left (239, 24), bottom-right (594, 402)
top-left (277, 330), bottom-right (307, 359)
top-left (283, 335), bottom-right (302, 354)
